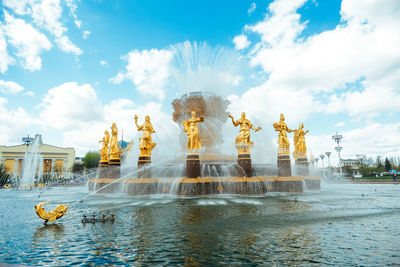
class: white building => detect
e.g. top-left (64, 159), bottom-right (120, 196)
top-left (0, 135), bottom-right (75, 178)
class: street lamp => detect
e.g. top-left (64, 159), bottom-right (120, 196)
top-left (332, 132), bottom-right (343, 176)
top-left (320, 154), bottom-right (325, 169)
top-left (315, 158), bottom-right (319, 168)
top-left (325, 152), bottom-right (332, 170)
top-left (22, 135), bottom-right (33, 146)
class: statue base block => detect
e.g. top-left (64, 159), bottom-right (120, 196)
top-left (108, 158), bottom-right (120, 179)
top-left (278, 155), bottom-right (291, 176)
top-left (295, 158), bottom-right (309, 176)
top-left (138, 156), bottom-right (151, 178)
top-left (97, 162), bottom-right (109, 179)
top-left (186, 153), bottom-right (200, 178)
top-left (237, 154), bottom-right (252, 177)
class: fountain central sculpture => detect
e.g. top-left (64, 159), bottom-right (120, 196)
top-left (88, 93), bottom-right (320, 195)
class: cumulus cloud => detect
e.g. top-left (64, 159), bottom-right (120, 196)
top-left (231, 0), bottom-right (400, 123)
top-left (100, 60), bottom-right (107, 66)
top-left (308, 122), bottom-right (400, 165)
top-left (55, 36), bottom-right (82, 55)
top-left (1, 0), bottom-right (83, 68)
top-left (39, 82), bottom-right (104, 129)
top-left (0, 26), bottom-right (15, 73)
top-left (0, 97), bottom-right (39, 145)
top-left (2, 12), bottom-right (52, 71)
top-left (61, 98), bottom-right (178, 156)
top-left (24, 90), bottom-right (35, 97)
top-left (248, 2), bottom-right (256, 14)
top-left (110, 48), bottom-right (173, 100)
top-left (30, 0), bottom-right (66, 37)
top-left (82, 30), bottom-right (90, 39)
top-left (233, 34), bottom-right (251, 50)
top-left (0, 80), bottom-right (24, 94)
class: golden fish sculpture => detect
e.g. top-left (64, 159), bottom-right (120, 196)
top-left (35, 202), bottom-right (69, 224)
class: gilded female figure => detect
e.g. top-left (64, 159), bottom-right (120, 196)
top-left (99, 130), bottom-right (110, 162)
top-left (134, 114), bottom-right (156, 157)
top-left (229, 112), bottom-right (261, 146)
top-left (183, 111), bottom-right (204, 151)
top-left (293, 123), bottom-right (309, 160)
top-left (109, 122), bottom-right (120, 159)
top-left (273, 114), bottom-right (293, 155)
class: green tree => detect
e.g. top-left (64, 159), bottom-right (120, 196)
top-left (83, 151), bottom-right (101, 169)
top-left (384, 157), bottom-right (392, 172)
top-left (0, 164), bottom-right (11, 187)
top-left (376, 156), bottom-right (383, 167)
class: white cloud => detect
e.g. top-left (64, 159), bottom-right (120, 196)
top-left (55, 36), bottom-right (82, 55)
top-left (2, 0), bottom-right (31, 15)
top-left (39, 82), bottom-right (104, 130)
top-left (248, 2), bottom-right (256, 14)
top-left (3, 12), bottom-right (52, 71)
top-left (82, 30), bottom-right (90, 39)
top-left (110, 48), bottom-right (173, 100)
top-left (100, 60), bottom-right (107, 66)
top-left (228, 82), bottom-right (317, 126)
top-left (65, 0), bottom-right (81, 29)
top-left (0, 26), bottom-right (15, 73)
top-left (308, 122), bottom-right (400, 164)
top-left (23, 90), bottom-right (35, 97)
top-left (0, 80), bottom-right (24, 94)
top-left (2, 0), bottom-right (84, 63)
top-left (233, 34), bottom-right (251, 50)
top-left (335, 122), bottom-right (345, 127)
top-left (233, 0), bottom-right (400, 122)
top-left (30, 0), bottom-right (66, 37)
top-left (61, 98), bottom-right (178, 156)
top-left (0, 97), bottom-right (39, 145)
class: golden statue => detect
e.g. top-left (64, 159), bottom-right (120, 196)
top-left (109, 123), bottom-right (120, 160)
top-left (99, 130), bottom-right (110, 162)
top-left (293, 123), bottom-right (309, 160)
top-left (273, 114), bottom-right (293, 155)
top-left (35, 202), bottom-right (68, 224)
top-left (134, 114), bottom-right (156, 157)
top-left (229, 112), bottom-right (261, 154)
top-left (183, 111), bottom-right (204, 151)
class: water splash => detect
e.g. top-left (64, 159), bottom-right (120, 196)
top-left (21, 136), bottom-right (42, 187)
top-left (170, 41), bottom-right (249, 97)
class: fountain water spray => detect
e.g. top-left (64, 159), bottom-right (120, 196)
top-left (21, 135), bottom-right (43, 187)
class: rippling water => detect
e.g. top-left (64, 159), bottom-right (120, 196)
top-left (0, 183), bottom-right (399, 266)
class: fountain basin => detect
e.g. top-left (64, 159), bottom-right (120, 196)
top-left (88, 176), bottom-right (320, 195)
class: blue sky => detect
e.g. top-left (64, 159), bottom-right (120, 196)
top-left (0, 0), bottom-right (399, 163)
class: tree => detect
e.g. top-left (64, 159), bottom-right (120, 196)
top-left (376, 156), bottom-right (383, 168)
top-left (384, 157), bottom-right (392, 172)
top-left (83, 151), bottom-right (100, 169)
top-left (0, 164), bottom-right (11, 187)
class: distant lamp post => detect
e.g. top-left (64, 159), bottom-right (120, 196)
top-left (332, 132), bottom-right (343, 176)
top-left (22, 135), bottom-right (33, 146)
top-left (325, 152), bottom-right (332, 170)
top-left (320, 154), bottom-right (325, 169)
top-left (315, 158), bottom-right (319, 168)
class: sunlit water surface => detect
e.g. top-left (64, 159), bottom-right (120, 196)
top-left (0, 183), bottom-right (399, 266)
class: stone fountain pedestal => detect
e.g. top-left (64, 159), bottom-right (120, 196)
top-left (186, 153), bottom-right (200, 178)
top-left (108, 157), bottom-right (120, 179)
top-left (98, 160), bottom-right (109, 179)
top-left (138, 156), bottom-right (151, 178)
top-left (295, 157), bottom-right (309, 176)
top-left (237, 154), bottom-right (252, 177)
top-left (278, 155), bottom-right (291, 176)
